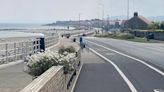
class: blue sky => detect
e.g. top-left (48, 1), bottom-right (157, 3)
top-left (0, 0), bottom-right (163, 23)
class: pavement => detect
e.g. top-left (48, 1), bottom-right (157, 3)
top-left (82, 37), bottom-right (164, 92)
top-left (0, 63), bottom-right (32, 92)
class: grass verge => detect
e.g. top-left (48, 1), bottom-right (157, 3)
top-left (95, 33), bottom-right (159, 43)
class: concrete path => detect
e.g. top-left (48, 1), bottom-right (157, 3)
top-left (0, 63), bottom-right (32, 92)
top-left (74, 49), bottom-right (131, 92)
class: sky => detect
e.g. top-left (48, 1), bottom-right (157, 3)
top-left (0, 0), bottom-right (163, 23)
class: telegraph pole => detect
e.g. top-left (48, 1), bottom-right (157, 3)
top-left (102, 4), bottom-right (104, 33)
top-left (78, 13), bottom-right (81, 29)
top-left (127, 0), bottom-right (129, 30)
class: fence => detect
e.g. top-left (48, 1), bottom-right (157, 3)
top-left (130, 31), bottom-right (164, 41)
top-left (0, 33), bottom-right (59, 65)
top-left (0, 39), bottom-right (40, 64)
top-left (45, 33), bottom-right (59, 48)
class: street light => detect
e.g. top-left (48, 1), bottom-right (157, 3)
top-left (78, 13), bottom-right (81, 29)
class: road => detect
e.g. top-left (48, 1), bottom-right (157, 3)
top-left (84, 37), bottom-right (164, 92)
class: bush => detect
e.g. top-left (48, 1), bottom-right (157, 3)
top-left (58, 46), bottom-right (66, 54)
top-left (117, 34), bottom-right (135, 39)
top-left (59, 46), bottom-right (76, 54)
top-left (24, 49), bottom-right (76, 77)
top-left (65, 46), bottom-right (76, 53)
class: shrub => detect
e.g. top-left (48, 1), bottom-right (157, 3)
top-left (24, 50), bottom-right (76, 77)
top-left (117, 34), bottom-right (135, 39)
top-left (59, 46), bottom-right (76, 54)
top-left (58, 46), bottom-right (66, 54)
top-left (65, 46), bottom-right (76, 53)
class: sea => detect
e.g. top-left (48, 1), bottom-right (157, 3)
top-left (0, 23), bottom-right (73, 39)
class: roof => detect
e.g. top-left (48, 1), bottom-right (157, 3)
top-left (121, 20), bottom-right (128, 25)
top-left (137, 16), bottom-right (151, 24)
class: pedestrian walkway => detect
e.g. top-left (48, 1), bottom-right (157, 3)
top-left (0, 63), bottom-right (32, 92)
top-left (74, 49), bottom-right (131, 92)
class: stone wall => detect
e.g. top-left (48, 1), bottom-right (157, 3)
top-left (20, 66), bottom-right (65, 92)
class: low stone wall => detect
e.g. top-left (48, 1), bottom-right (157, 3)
top-left (20, 66), bottom-right (65, 92)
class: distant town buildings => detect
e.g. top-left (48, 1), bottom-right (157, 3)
top-left (47, 12), bottom-right (153, 30)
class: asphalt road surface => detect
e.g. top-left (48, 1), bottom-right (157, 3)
top-left (74, 49), bottom-right (131, 92)
top-left (84, 37), bottom-right (164, 92)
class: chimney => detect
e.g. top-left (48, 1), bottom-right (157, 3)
top-left (134, 12), bottom-right (138, 17)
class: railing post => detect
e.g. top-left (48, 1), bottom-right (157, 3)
top-left (5, 43), bottom-right (8, 63)
top-left (25, 41), bottom-right (28, 56)
top-left (21, 42), bottom-right (24, 59)
top-left (38, 39), bottom-right (40, 52)
top-left (14, 43), bottom-right (17, 61)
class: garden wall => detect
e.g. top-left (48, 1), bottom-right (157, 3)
top-left (131, 31), bottom-right (164, 41)
top-left (20, 66), bottom-right (65, 92)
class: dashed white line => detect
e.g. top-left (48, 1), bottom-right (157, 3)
top-left (87, 40), bottom-right (164, 76)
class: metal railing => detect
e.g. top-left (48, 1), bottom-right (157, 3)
top-left (45, 33), bottom-right (59, 48)
top-left (0, 39), bottom-right (40, 64)
top-left (0, 33), bottom-right (59, 65)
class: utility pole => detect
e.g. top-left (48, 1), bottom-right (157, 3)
top-left (78, 13), bottom-right (81, 29)
top-left (102, 4), bottom-right (104, 33)
top-left (107, 14), bottom-right (110, 31)
top-left (127, 0), bottom-right (129, 31)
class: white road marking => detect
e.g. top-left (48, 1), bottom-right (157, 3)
top-left (87, 40), bottom-right (164, 76)
top-left (71, 63), bottom-right (83, 92)
top-left (154, 89), bottom-right (164, 92)
top-left (88, 47), bottom-right (138, 92)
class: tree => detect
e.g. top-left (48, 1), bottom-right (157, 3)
top-left (148, 22), bottom-right (160, 30)
top-left (160, 22), bottom-right (164, 30)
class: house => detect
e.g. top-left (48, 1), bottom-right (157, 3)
top-left (124, 12), bottom-right (151, 29)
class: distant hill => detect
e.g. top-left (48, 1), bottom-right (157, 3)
top-left (148, 16), bottom-right (164, 22)
top-left (109, 15), bottom-right (127, 20)
top-left (109, 15), bottom-right (164, 22)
